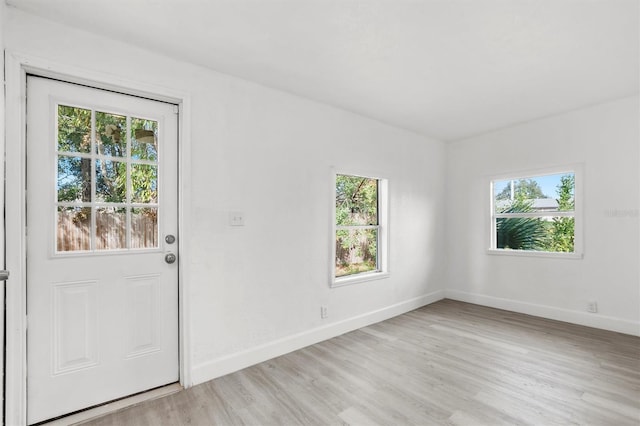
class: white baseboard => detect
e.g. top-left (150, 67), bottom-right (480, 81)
top-left (191, 290), bottom-right (445, 385)
top-left (445, 289), bottom-right (640, 337)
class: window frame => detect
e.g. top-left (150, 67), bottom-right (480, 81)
top-left (488, 164), bottom-right (584, 259)
top-left (331, 170), bottom-right (389, 287)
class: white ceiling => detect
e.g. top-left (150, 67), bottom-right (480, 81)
top-left (6, 0), bottom-right (639, 141)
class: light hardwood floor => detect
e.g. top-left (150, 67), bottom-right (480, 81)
top-left (79, 300), bottom-right (640, 425)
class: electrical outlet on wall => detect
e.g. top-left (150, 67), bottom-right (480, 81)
top-left (320, 305), bottom-right (328, 319)
top-left (229, 211), bottom-right (245, 226)
top-left (587, 301), bottom-right (598, 313)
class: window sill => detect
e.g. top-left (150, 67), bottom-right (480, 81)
top-left (487, 249), bottom-right (583, 260)
top-left (332, 271), bottom-right (389, 288)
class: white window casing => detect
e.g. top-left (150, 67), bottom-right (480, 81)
top-left (331, 171), bottom-right (389, 287)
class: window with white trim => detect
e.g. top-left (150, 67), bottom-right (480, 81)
top-left (333, 173), bottom-right (388, 285)
top-left (490, 169), bottom-right (581, 256)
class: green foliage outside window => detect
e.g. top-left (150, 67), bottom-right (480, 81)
top-left (496, 199), bottom-right (548, 250)
top-left (57, 106), bottom-right (158, 204)
top-left (57, 105), bottom-right (159, 251)
top-left (496, 178), bottom-right (547, 201)
top-left (547, 175), bottom-right (575, 252)
top-left (335, 175), bottom-right (379, 277)
top-left (496, 174), bottom-right (575, 253)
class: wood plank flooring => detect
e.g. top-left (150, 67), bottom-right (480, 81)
top-left (79, 300), bottom-right (640, 425)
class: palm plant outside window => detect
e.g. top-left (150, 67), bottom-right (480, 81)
top-left (492, 171), bottom-right (577, 254)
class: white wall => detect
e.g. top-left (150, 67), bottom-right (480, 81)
top-left (4, 8), bottom-right (447, 384)
top-left (4, 5), bottom-right (638, 399)
top-left (445, 96), bottom-right (640, 335)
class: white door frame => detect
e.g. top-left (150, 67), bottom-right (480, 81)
top-left (4, 51), bottom-right (193, 425)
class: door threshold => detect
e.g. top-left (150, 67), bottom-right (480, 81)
top-left (40, 383), bottom-right (183, 425)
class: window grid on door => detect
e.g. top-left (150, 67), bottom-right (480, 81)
top-left (56, 104), bottom-right (160, 252)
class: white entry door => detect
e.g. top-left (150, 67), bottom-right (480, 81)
top-left (26, 77), bottom-right (179, 424)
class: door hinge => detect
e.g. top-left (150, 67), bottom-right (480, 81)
top-left (173, 105), bottom-right (179, 115)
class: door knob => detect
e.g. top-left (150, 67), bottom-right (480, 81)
top-left (165, 253), bottom-right (177, 264)
top-left (0, 270), bottom-right (9, 281)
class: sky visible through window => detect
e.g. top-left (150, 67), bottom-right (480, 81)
top-left (494, 172), bottom-right (569, 200)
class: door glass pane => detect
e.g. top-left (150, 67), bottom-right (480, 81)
top-left (96, 111), bottom-right (126, 157)
top-left (131, 208), bottom-right (158, 248)
top-left (57, 207), bottom-right (91, 252)
top-left (96, 207), bottom-right (127, 250)
top-left (96, 159), bottom-right (126, 202)
top-left (56, 104), bottom-right (163, 253)
top-left (58, 155), bottom-right (91, 202)
top-left (131, 164), bottom-right (158, 203)
top-left (57, 105), bottom-right (91, 153)
top-left (131, 118), bottom-right (158, 161)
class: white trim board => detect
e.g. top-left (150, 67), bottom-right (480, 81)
top-left (3, 50), bottom-right (193, 425)
top-left (445, 290), bottom-right (640, 337)
top-left (191, 290), bottom-right (445, 384)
